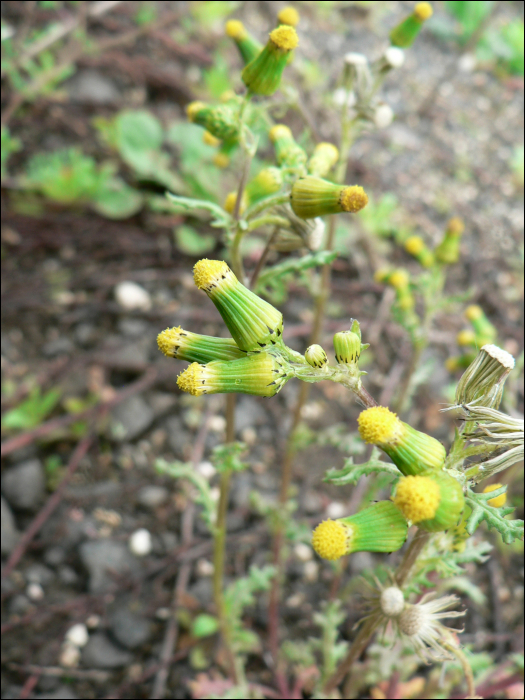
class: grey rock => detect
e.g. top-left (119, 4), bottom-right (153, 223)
top-left (8, 594), bottom-right (32, 615)
top-left (2, 459), bottom-right (45, 510)
top-left (234, 397), bottom-right (267, 433)
top-left (68, 70), bottom-right (120, 105)
top-left (1, 496), bottom-right (19, 554)
top-left (75, 323), bottom-right (98, 347)
top-left (109, 607), bottom-right (152, 649)
top-left (79, 540), bottom-right (139, 593)
top-left (188, 578), bottom-right (213, 607)
top-left (165, 416), bottom-right (188, 457)
top-left (117, 318), bottom-right (149, 338)
top-left (34, 687), bottom-right (79, 700)
top-left (81, 632), bottom-right (133, 668)
top-left (58, 565), bottom-right (79, 586)
top-left (65, 480), bottom-right (122, 503)
top-left (149, 392), bottom-right (177, 416)
top-left (25, 563), bottom-right (55, 586)
top-left (137, 485), bottom-right (169, 509)
top-left (301, 490), bottom-right (323, 515)
top-left (43, 546), bottom-right (67, 567)
top-left (159, 531), bottom-right (178, 552)
top-left (42, 337), bottom-right (74, 357)
top-left (110, 395), bottom-right (154, 442)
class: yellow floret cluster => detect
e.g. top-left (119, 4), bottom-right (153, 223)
top-left (177, 363), bottom-right (205, 396)
top-left (393, 475), bottom-right (441, 523)
top-left (358, 406), bottom-right (402, 445)
top-left (225, 19), bottom-right (246, 39)
top-left (311, 520), bottom-right (349, 561)
top-left (269, 25), bottom-right (299, 51)
top-left (278, 6), bottom-right (300, 27)
top-left (157, 326), bottom-right (183, 357)
top-left (269, 124), bottom-right (292, 142)
top-left (414, 2), bottom-right (433, 21)
top-left (404, 236), bottom-right (425, 256)
top-left (465, 305), bottom-right (483, 321)
top-left (193, 259), bottom-right (233, 290)
top-left (340, 186), bottom-right (369, 213)
top-left (186, 101), bottom-right (206, 122)
top-left (483, 483), bottom-right (507, 508)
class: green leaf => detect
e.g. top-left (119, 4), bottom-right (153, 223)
top-left (1, 126), bottom-right (21, 179)
top-left (212, 442), bottom-right (248, 474)
top-left (465, 487), bottom-right (524, 544)
top-left (175, 224), bottom-right (216, 255)
top-left (2, 387), bottom-right (62, 431)
top-left (324, 447), bottom-right (399, 486)
top-left (166, 192), bottom-right (231, 228)
top-left (255, 251), bottom-right (338, 290)
top-left (92, 177), bottom-right (144, 219)
top-left (191, 614), bottom-right (220, 638)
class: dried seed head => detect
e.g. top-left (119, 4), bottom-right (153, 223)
top-left (380, 586), bottom-right (405, 617)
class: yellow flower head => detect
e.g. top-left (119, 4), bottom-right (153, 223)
top-left (269, 25), bottom-right (299, 51)
top-left (213, 152), bottom-right (230, 169)
top-left (177, 363), bottom-right (204, 396)
top-left (414, 2), bottom-right (433, 21)
top-left (225, 19), bottom-right (247, 39)
top-left (340, 186), bottom-right (369, 213)
top-left (157, 326), bottom-right (183, 357)
top-left (193, 259), bottom-right (234, 291)
top-left (389, 269), bottom-right (410, 289)
top-left (312, 519), bottom-right (350, 561)
top-left (186, 101), bottom-right (206, 122)
top-left (224, 191), bottom-right (247, 215)
top-left (394, 475), bottom-right (441, 523)
top-left (358, 406), bottom-right (403, 445)
top-left (203, 131), bottom-right (221, 147)
top-left (278, 6), bottom-right (300, 27)
top-left (465, 305), bottom-right (483, 321)
top-left (483, 483), bottom-right (507, 508)
top-left (405, 235), bottom-right (425, 256)
top-left (457, 330), bottom-right (476, 347)
top-left (269, 124), bottom-right (293, 142)
top-left (447, 217), bottom-right (465, 236)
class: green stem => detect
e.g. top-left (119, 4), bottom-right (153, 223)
top-left (244, 193), bottom-right (290, 221)
top-left (248, 215), bottom-right (291, 232)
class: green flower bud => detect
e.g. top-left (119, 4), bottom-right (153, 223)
top-left (157, 326), bottom-right (246, 364)
top-left (269, 124), bottom-right (307, 171)
top-left (358, 406), bottom-right (446, 476)
top-left (393, 471), bottom-right (464, 532)
top-left (312, 501), bottom-right (408, 561)
top-left (177, 350), bottom-right (292, 398)
top-left (193, 259), bottom-right (284, 352)
top-left (404, 235), bottom-right (435, 268)
top-left (242, 25), bottom-right (298, 96)
top-left (434, 217), bottom-right (464, 265)
top-left (333, 331), bottom-right (361, 364)
top-left (187, 101), bottom-right (240, 142)
top-left (390, 2), bottom-right (433, 48)
top-left (245, 167), bottom-right (283, 204)
top-left (455, 344), bottom-right (515, 410)
top-left (307, 142), bottom-right (340, 178)
top-left (290, 176), bottom-right (369, 219)
top-left (305, 344), bottom-right (328, 368)
top-left (465, 305), bottom-right (497, 345)
top-left (225, 20), bottom-right (262, 65)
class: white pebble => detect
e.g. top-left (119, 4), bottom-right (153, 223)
top-left (196, 559), bottom-right (214, 577)
top-left (114, 281), bottom-right (151, 311)
top-left (86, 614), bottom-right (101, 629)
top-left (59, 642), bottom-right (81, 668)
top-left (129, 528), bottom-right (152, 556)
top-left (304, 560), bottom-right (319, 582)
top-left (458, 53), bottom-right (477, 73)
top-left (294, 543), bottom-right (313, 562)
top-left (209, 415), bottom-right (227, 432)
top-left (374, 103), bottom-right (395, 129)
top-left (384, 46), bottom-right (405, 68)
top-left (326, 501), bottom-right (346, 519)
top-left (26, 583), bottom-right (44, 601)
top-left (65, 623), bottom-right (89, 648)
top-left (196, 461), bottom-right (216, 480)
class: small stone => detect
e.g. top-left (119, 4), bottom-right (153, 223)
top-left (65, 623), bottom-right (89, 648)
top-left (1, 496), bottom-right (19, 554)
top-left (114, 281), bottom-right (151, 311)
top-left (129, 528), bottom-right (152, 557)
top-left (25, 564), bottom-right (55, 586)
top-left (196, 559), bottom-right (214, 577)
top-left (59, 643), bottom-right (81, 669)
top-left (109, 607), bottom-right (152, 649)
top-left (195, 461), bottom-right (216, 479)
top-left (75, 323), bottom-right (98, 347)
top-left (58, 566), bottom-right (79, 586)
top-left (208, 415), bottom-right (226, 432)
top-left (26, 583), bottom-right (45, 601)
top-left (326, 501), bottom-right (346, 519)
top-left (42, 337), bottom-right (74, 357)
top-left (234, 397), bottom-right (267, 433)
top-left (8, 594), bottom-right (32, 615)
top-left (294, 543), bottom-right (313, 562)
top-left (110, 395), bottom-right (154, 442)
top-left (301, 490), bottom-right (323, 515)
top-left (117, 318), bottom-right (149, 337)
top-left (304, 560), bottom-right (319, 582)
top-left (2, 459), bottom-right (46, 510)
top-left (68, 69), bottom-right (120, 105)
top-left (81, 632), bottom-right (133, 668)
top-left (44, 547), bottom-right (66, 567)
top-left (79, 540), bottom-right (139, 593)
top-left (137, 485), bottom-right (169, 509)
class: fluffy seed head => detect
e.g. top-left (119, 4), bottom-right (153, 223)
top-left (358, 406), bottom-right (402, 445)
top-left (380, 587), bottom-right (405, 617)
top-left (414, 2), bottom-right (433, 20)
top-left (278, 6), bottom-right (300, 26)
top-left (399, 604), bottom-right (424, 635)
top-left (225, 19), bottom-right (246, 39)
top-left (340, 186), bottom-right (369, 213)
top-left (312, 520), bottom-right (349, 560)
top-left (269, 25), bottom-right (298, 51)
top-left (394, 475), bottom-right (441, 523)
top-left (193, 259), bottom-right (233, 291)
top-left (269, 124), bottom-right (292, 142)
top-left (483, 483), bottom-right (507, 508)
top-left (405, 235), bottom-right (425, 255)
top-left (482, 344), bottom-right (515, 370)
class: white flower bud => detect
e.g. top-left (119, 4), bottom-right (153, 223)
top-left (384, 46), bottom-right (405, 68)
top-left (344, 52), bottom-right (368, 66)
top-left (374, 103), bottom-right (395, 129)
top-left (65, 623), bottom-right (89, 648)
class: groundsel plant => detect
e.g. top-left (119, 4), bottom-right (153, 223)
top-left (154, 4), bottom-right (523, 698)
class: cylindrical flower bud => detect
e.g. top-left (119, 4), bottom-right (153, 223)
top-left (225, 19), bottom-right (262, 65)
top-left (374, 103), bottom-right (395, 130)
top-left (380, 587), bottom-right (405, 617)
top-left (446, 354), bottom-right (476, 373)
top-left (193, 259), bottom-right (284, 352)
top-left (307, 142), bottom-right (340, 178)
top-left (245, 167), bottom-right (283, 204)
top-left (290, 177), bottom-right (368, 219)
top-left (333, 330), bottom-right (361, 364)
top-left (435, 217), bottom-right (464, 264)
top-left (390, 2), bottom-right (433, 48)
top-left (393, 471), bottom-right (465, 532)
top-left (157, 326), bottom-right (245, 364)
top-left (269, 124), bottom-right (307, 170)
top-left (242, 25), bottom-right (298, 95)
top-left (483, 483), bottom-right (507, 508)
top-left (187, 101), bottom-right (240, 142)
top-left (455, 344), bottom-right (515, 410)
top-left (464, 305), bottom-right (497, 345)
top-left (343, 52), bottom-right (372, 99)
top-left (404, 235), bottom-right (435, 268)
top-left (358, 406), bottom-right (446, 476)
top-left (305, 344), bottom-right (328, 369)
top-left (277, 7), bottom-right (300, 27)
top-left (224, 190), bottom-right (248, 215)
top-left (311, 501), bottom-right (408, 561)
top-left (177, 351), bottom-right (292, 398)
